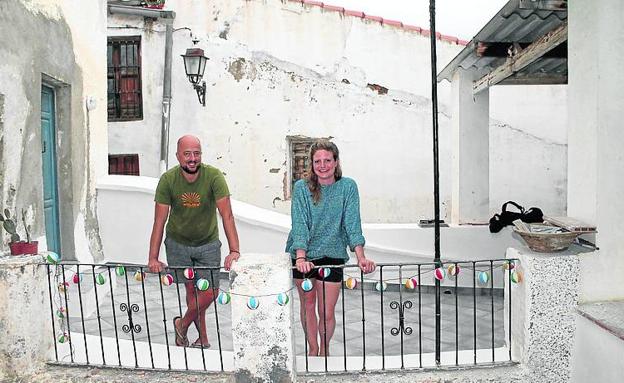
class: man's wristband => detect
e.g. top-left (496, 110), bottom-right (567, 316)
top-left (230, 250), bottom-right (240, 254)
top-left (295, 257), bottom-right (306, 262)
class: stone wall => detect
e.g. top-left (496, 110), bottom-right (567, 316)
top-left (0, 255), bottom-right (50, 380)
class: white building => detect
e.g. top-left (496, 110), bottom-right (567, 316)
top-left (1, 0), bottom-right (622, 381)
top-left (106, 0), bottom-right (567, 224)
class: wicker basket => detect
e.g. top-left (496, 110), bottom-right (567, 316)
top-left (513, 227), bottom-right (581, 252)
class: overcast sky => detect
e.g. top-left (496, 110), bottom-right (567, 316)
top-left (323, 0), bottom-right (509, 40)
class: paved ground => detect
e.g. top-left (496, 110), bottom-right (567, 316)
top-left (12, 363), bottom-right (524, 383)
top-left (49, 266), bottom-right (504, 371)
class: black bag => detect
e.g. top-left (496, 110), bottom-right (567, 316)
top-left (489, 201), bottom-right (543, 233)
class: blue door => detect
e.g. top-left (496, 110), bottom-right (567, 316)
top-left (41, 85), bottom-right (61, 254)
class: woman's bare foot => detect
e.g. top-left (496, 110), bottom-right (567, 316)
top-left (308, 348), bottom-right (319, 356)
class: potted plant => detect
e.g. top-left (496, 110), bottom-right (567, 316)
top-left (0, 208), bottom-right (38, 255)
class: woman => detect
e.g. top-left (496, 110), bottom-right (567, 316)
top-left (286, 139), bottom-right (376, 357)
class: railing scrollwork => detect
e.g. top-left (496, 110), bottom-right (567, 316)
top-left (120, 303), bottom-right (142, 334)
top-left (390, 300), bottom-right (413, 336)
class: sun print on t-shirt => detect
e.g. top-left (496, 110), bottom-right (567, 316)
top-left (180, 192), bottom-right (201, 208)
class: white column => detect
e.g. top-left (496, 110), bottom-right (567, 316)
top-left (0, 255), bottom-right (51, 379)
top-left (568, 0), bottom-right (624, 301)
top-left (230, 253), bottom-right (296, 382)
top-left (450, 68), bottom-right (490, 224)
top-left (505, 247), bottom-right (579, 382)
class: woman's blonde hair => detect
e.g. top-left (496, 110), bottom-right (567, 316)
top-left (306, 139), bottom-right (342, 204)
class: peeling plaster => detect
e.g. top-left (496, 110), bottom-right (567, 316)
top-left (367, 83), bottom-right (388, 95)
top-left (219, 21), bottom-right (230, 39)
top-left (228, 57), bottom-right (257, 82)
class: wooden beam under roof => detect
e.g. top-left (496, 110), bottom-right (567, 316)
top-left (476, 41), bottom-right (567, 59)
top-left (472, 21), bottom-right (567, 94)
top-left (499, 73), bottom-right (567, 85)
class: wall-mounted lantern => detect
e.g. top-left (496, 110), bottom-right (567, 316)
top-left (181, 47), bottom-right (208, 106)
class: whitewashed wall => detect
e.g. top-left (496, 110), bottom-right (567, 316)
top-left (0, 0), bottom-right (108, 261)
top-left (97, 175), bottom-right (518, 278)
top-left (490, 85), bottom-right (568, 216)
top-left (107, 0), bottom-right (567, 224)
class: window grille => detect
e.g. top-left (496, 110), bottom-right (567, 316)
top-left (107, 36), bottom-right (143, 121)
top-left (108, 154), bottom-right (140, 176)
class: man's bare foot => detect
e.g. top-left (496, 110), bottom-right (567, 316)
top-left (191, 338), bottom-right (211, 349)
top-left (319, 348), bottom-right (329, 357)
top-left (173, 316), bottom-right (188, 347)
top-left (308, 347), bottom-right (319, 356)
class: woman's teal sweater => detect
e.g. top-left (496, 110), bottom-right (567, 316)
top-left (285, 177), bottom-right (366, 261)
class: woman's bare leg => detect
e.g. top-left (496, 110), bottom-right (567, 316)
top-left (316, 280), bottom-right (341, 357)
top-left (295, 278), bottom-right (319, 356)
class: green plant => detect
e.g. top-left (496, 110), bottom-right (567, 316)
top-left (21, 208), bottom-right (31, 243)
top-left (0, 208), bottom-right (21, 243)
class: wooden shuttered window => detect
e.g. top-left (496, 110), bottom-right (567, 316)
top-left (108, 154), bottom-right (140, 176)
top-left (107, 36), bottom-right (143, 121)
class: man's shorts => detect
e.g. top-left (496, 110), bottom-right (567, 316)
top-left (292, 257), bottom-right (345, 283)
top-left (165, 237), bottom-right (221, 288)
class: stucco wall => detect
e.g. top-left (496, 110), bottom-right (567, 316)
top-left (0, 0), bottom-right (108, 261)
top-left (107, 0), bottom-right (567, 224)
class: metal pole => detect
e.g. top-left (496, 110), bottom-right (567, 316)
top-left (160, 22), bottom-right (173, 174)
top-left (428, 0), bottom-right (442, 366)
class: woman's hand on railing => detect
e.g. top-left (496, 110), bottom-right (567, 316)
top-left (295, 258), bottom-right (314, 274)
top-left (357, 257), bottom-right (376, 274)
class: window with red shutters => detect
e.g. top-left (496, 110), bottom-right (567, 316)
top-left (108, 154), bottom-right (140, 176)
top-left (107, 36), bottom-right (143, 121)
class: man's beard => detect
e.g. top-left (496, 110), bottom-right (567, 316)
top-left (181, 163), bottom-right (199, 174)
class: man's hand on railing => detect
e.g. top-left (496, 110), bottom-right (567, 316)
top-left (147, 258), bottom-right (166, 273)
top-left (224, 251), bottom-right (240, 271)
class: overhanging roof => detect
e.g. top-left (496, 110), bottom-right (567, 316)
top-left (437, 0), bottom-right (567, 92)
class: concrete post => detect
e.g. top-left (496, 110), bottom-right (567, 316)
top-left (230, 253), bottom-right (296, 383)
top-left (450, 68), bottom-right (490, 224)
top-left (0, 255), bottom-right (51, 380)
top-left (505, 247), bottom-right (579, 383)
top-left (568, 0), bottom-right (624, 302)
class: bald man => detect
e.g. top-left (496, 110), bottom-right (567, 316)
top-left (148, 134), bottom-right (240, 349)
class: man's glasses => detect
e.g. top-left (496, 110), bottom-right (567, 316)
top-left (182, 151), bottom-right (202, 159)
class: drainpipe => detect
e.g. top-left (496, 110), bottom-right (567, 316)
top-left (107, 4), bottom-right (176, 174)
top-left (160, 21), bottom-right (173, 174)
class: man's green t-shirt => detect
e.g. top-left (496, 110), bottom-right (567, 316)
top-left (155, 164), bottom-right (230, 246)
